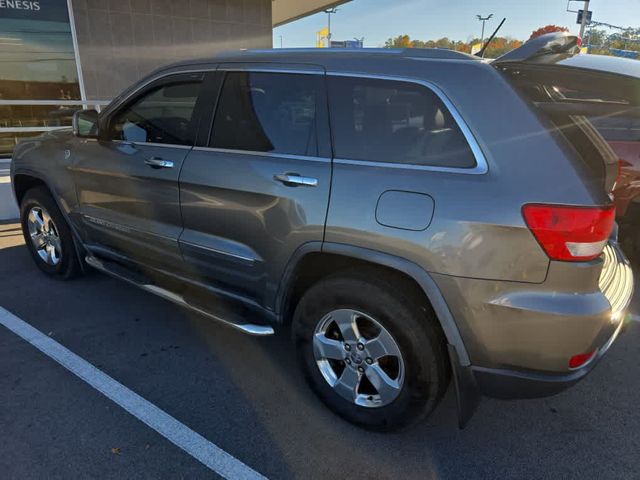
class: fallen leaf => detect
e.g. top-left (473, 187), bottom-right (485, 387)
top-left (111, 447), bottom-right (121, 455)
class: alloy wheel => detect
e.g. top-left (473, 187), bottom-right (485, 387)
top-left (312, 309), bottom-right (405, 408)
top-left (27, 206), bottom-right (62, 266)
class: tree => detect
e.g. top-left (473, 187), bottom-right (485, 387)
top-left (586, 28), bottom-right (607, 46)
top-left (384, 35), bottom-right (412, 48)
top-left (529, 25), bottom-right (569, 40)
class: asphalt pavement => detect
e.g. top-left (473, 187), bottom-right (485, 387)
top-left (0, 220), bottom-right (639, 479)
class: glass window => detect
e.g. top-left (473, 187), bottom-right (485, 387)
top-left (0, 0), bottom-right (80, 101)
top-left (328, 77), bottom-right (476, 168)
top-left (110, 81), bottom-right (202, 146)
top-left (0, 0), bottom-right (81, 156)
top-left (588, 116), bottom-right (640, 143)
top-left (211, 72), bottom-right (322, 157)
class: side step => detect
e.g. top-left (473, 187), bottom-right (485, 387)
top-left (85, 255), bottom-right (275, 336)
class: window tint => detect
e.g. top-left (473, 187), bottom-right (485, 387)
top-left (328, 77), bottom-right (476, 168)
top-left (211, 72), bottom-right (322, 156)
top-left (588, 116), bottom-right (640, 143)
top-left (110, 80), bottom-right (202, 145)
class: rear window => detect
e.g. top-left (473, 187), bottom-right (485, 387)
top-left (589, 116), bottom-right (640, 143)
top-left (499, 65), bottom-right (639, 192)
top-left (328, 76), bottom-right (477, 168)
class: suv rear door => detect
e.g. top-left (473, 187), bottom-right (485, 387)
top-left (178, 64), bottom-right (332, 306)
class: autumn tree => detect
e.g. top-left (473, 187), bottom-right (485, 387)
top-left (384, 35), bottom-right (412, 48)
top-left (529, 25), bottom-right (569, 40)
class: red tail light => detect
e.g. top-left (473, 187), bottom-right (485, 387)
top-left (522, 204), bottom-right (615, 262)
top-left (569, 349), bottom-right (597, 369)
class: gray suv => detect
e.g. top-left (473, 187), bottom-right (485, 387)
top-left (11, 33), bottom-right (635, 430)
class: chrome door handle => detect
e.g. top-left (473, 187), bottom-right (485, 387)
top-left (144, 157), bottom-right (174, 169)
top-left (273, 173), bottom-right (318, 187)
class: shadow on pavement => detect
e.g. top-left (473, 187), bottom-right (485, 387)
top-left (0, 232), bottom-right (638, 479)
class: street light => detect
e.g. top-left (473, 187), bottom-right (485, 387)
top-left (324, 7), bottom-right (339, 46)
top-left (476, 13), bottom-right (494, 44)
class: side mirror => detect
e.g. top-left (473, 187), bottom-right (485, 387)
top-left (72, 109), bottom-right (99, 138)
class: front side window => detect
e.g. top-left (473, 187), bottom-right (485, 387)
top-left (110, 80), bottom-right (202, 146)
top-left (328, 76), bottom-right (477, 168)
top-left (210, 72), bottom-right (322, 156)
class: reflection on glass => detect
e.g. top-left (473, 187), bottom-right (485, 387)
top-left (0, 0), bottom-right (79, 100)
top-left (0, 0), bottom-right (80, 155)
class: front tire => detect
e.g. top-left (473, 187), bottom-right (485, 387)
top-left (293, 271), bottom-right (449, 431)
top-left (20, 186), bottom-right (80, 279)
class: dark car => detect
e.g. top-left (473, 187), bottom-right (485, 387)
top-left (11, 33), bottom-right (634, 430)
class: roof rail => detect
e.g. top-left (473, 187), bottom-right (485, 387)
top-left (222, 47), bottom-right (479, 61)
top-left (400, 48), bottom-right (479, 60)
top-left (493, 32), bottom-right (580, 64)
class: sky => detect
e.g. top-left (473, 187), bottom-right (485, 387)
top-left (273, 0), bottom-right (640, 48)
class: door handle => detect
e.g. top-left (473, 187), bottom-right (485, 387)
top-left (144, 157), bottom-right (174, 169)
top-left (273, 173), bottom-right (318, 187)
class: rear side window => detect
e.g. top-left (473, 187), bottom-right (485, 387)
top-left (328, 76), bottom-right (477, 168)
top-left (211, 72), bottom-right (323, 157)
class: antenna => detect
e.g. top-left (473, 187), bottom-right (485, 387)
top-left (477, 17), bottom-right (506, 58)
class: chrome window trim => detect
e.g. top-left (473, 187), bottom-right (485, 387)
top-left (192, 146), bottom-right (331, 163)
top-left (111, 140), bottom-right (193, 150)
top-left (327, 72), bottom-right (489, 175)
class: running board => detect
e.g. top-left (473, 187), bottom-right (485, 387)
top-left (85, 255), bottom-right (274, 336)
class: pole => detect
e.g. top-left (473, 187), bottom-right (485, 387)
top-left (324, 8), bottom-right (338, 48)
top-left (476, 14), bottom-right (493, 45)
top-left (579, 0), bottom-right (590, 39)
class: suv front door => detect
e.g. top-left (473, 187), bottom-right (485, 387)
top-left (71, 72), bottom-right (205, 268)
top-left (178, 66), bottom-right (332, 307)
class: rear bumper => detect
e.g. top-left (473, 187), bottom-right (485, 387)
top-left (467, 242), bottom-right (633, 399)
top-left (472, 312), bottom-right (626, 399)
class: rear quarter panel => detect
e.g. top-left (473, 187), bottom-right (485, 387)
top-left (324, 58), bottom-right (610, 282)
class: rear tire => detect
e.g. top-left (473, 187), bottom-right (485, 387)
top-left (293, 271), bottom-right (449, 431)
top-left (20, 186), bottom-right (80, 280)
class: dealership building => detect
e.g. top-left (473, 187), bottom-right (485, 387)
top-left (0, 0), bottom-right (347, 156)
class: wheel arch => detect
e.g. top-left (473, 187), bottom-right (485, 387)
top-left (12, 171), bottom-right (50, 206)
top-left (13, 170), bottom-right (88, 273)
top-left (276, 242), bottom-right (471, 367)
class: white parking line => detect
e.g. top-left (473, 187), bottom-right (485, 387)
top-left (0, 306), bottom-right (267, 480)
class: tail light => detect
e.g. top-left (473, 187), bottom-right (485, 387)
top-left (522, 204), bottom-right (615, 262)
top-left (569, 349), bottom-right (597, 369)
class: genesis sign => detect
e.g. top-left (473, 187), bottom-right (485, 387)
top-left (0, 0), bottom-right (71, 22)
top-left (0, 1), bottom-right (40, 11)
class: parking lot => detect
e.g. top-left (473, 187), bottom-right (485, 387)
top-left (0, 219), bottom-right (639, 479)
